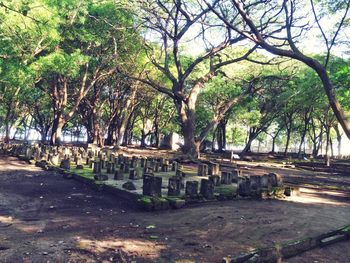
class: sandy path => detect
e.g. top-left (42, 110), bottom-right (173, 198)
top-left (0, 155), bottom-right (349, 262)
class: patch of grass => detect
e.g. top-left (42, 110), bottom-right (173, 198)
top-left (71, 166), bottom-right (94, 179)
top-left (215, 185), bottom-right (237, 195)
top-left (153, 171), bottom-right (176, 178)
top-left (139, 196), bottom-right (153, 205)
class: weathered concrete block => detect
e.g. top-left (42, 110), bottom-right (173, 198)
top-left (281, 237), bottom-right (318, 258)
top-left (143, 172), bottom-right (154, 179)
top-left (106, 162), bottom-right (112, 174)
top-left (124, 163), bottom-right (130, 173)
top-left (129, 169), bottom-right (140, 180)
top-left (60, 159), bottom-right (70, 170)
top-left (231, 169), bottom-right (239, 183)
top-left (249, 175), bottom-right (262, 196)
top-left (114, 170), bottom-right (124, 180)
top-left (172, 161), bottom-right (179, 171)
top-left (284, 186), bottom-right (300, 197)
top-left (185, 181), bottom-right (199, 198)
top-left (209, 174), bottom-right (221, 186)
top-left (167, 176), bottom-right (181, 196)
top-left (260, 174), bottom-right (272, 190)
top-left (168, 198), bottom-right (186, 209)
top-left (197, 163), bottom-right (208, 177)
top-left (208, 162), bottom-right (220, 175)
top-left (50, 155), bottom-right (61, 166)
top-left (176, 169), bottom-right (186, 177)
top-left (140, 158), bottom-right (147, 168)
top-left (238, 176), bottom-right (251, 197)
top-left (153, 163), bottom-right (160, 173)
top-left (92, 161), bottom-right (101, 174)
top-left (143, 176), bottom-right (162, 197)
top-left (221, 171), bottom-right (233, 185)
top-left (200, 179), bottom-right (214, 199)
top-left (161, 164), bottom-right (169, 172)
top-left (267, 173), bottom-right (283, 187)
top-left (122, 181), bottom-right (136, 190)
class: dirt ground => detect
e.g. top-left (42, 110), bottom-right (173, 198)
top-left (0, 154), bottom-right (350, 263)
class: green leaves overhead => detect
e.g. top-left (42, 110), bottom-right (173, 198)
top-left (32, 50), bottom-right (89, 77)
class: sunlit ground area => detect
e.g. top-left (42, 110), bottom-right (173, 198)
top-left (0, 153), bottom-right (349, 262)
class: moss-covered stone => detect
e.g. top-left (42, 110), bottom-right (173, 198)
top-left (137, 196), bottom-right (171, 211)
top-left (137, 196), bottom-right (154, 211)
top-left (272, 186), bottom-right (285, 198)
top-left (165, 197), bottom-right (186, 209)
top-left (153, 197), bottom-right (169, 210)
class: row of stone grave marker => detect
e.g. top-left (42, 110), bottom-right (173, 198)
top-left (3, 143), bottom-right (288, 199)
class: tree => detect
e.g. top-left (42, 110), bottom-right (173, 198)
top-left (131, 0), bottom-right (260, 159)
top-left (210, 0), bottom-right (350, 143)
top-left (30, 0), bottom-right (135, 145)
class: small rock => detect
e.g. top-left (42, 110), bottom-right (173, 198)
top-left (122, 181), bottom-right (136, 190)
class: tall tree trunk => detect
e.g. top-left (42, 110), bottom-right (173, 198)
top-left (216, 119), bottom-right (227, 152)
top-left (316, 131), bottom-right (323, 157)
top-left (334, 125), bottom-right (342, 157)
top-left (241, 129), bottom-right (258, 156)
top-left (217, 125), bottom-right (223, 152)
top-left (154, 126), bottom-right (160, 148)
top-left (298, 131), bottom-right (307, 158)
top-left (241, 136), bottom-right (254, 155)
top-left (4, 123), bottom-right (10, 143)
top-left (24, 117), bottom-right (32, 141)
top-left (140, 131), bottom-right (147, 148)
top-left (270, 127), bottom-right (282, 154)
top-left (85, 114), bottom-right (94, 144)
top-left (223, 121), bottom-right (227, 149)
top-left (284, 129), bottom-right (291, 157)
top-left (91, 109), bottom-right (104, 147)
top-left (50, 113), bottom-right (65, 145)
top-left (122, 111), bottom-right (134, 146)
top-left (105, 119), bottom-right (117, 146)
top-left (175, 99), bottom-right (200, 159)
top-left (330, 138), bottom-right (334, 158)
top-left (182, 119), bottom-right (199, 158)
top-left (271, 136), bottom-right (276, 153)
top-left (212, 129), bottom-right (216, 152)
top-left (40, 129), bottom-right (48, 143)
top-left (325, 125), bottom-right (331, 166)
top-left (298, 113), bottom-right (311, 158)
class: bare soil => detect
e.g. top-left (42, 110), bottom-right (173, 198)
top-left (0, 153), bottom-right (349, 263)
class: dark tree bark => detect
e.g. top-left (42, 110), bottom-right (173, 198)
top-left (283, 111), bottom-right (295, 157)
top-left (333, 125), bottom-right (343, 157)
top-left (298, 109), bottom-right (312, 158)
top-left (241, 128), bottom-right (259, 155)
top-left (216, 118), bottom-right (227, 152)
top-left (269, 127), bottom-right (282, 154)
